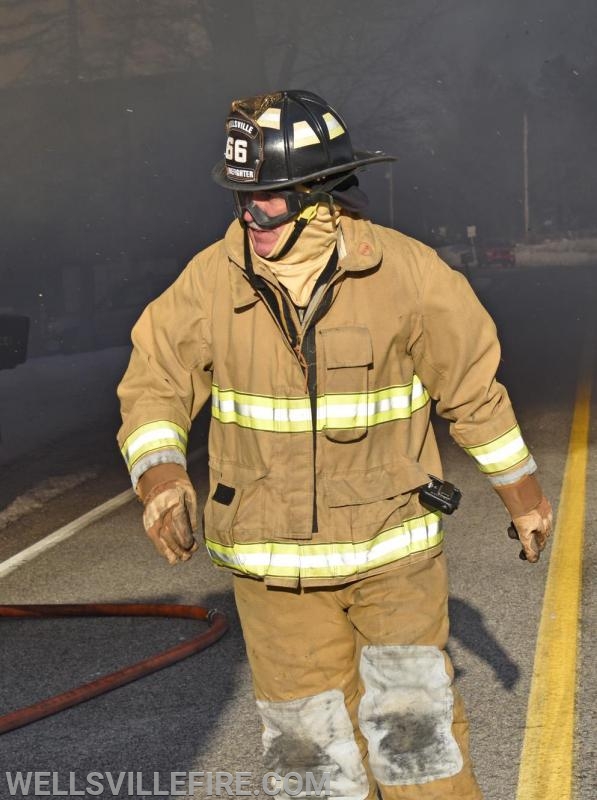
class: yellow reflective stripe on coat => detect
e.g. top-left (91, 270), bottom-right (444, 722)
top-left (211, 387), bottom-right (312, 432)
top-left (321, 375), bottom-right (430, 429)
top-left (465, 424), bottom-right (530, 474)
top-left (211, 375), bottom-right (431, 432)
top-left (205, 510), bottom-right (442, 580)
top-left (120, 420), bottom-right (188, 471)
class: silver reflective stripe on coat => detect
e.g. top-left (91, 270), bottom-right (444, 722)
top-left (211, 375), bottom-right (430, 433)
top-left (358, 645), bottom-right (463, 785)
top-left (205, 511), bottom-right (442, 582)
top-left (256, 689), bottom-right (369, 800)
top-left (121, 420), bottom-right (188, 471)
top-left (464, 424), bottom-right (530, 476)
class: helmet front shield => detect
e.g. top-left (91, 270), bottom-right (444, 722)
top-left (224, 111), bottom-right (265, 184)
top-left (212, 90), bottom-right (396, 192)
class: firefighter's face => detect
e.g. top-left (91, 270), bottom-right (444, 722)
top-left (242, 192), bottom-right (291, 257)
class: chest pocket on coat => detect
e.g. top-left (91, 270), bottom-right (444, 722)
top-left (320, 326), bottom-right (373, 443)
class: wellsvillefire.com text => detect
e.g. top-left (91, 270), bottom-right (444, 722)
top-left (3, 770), bottom-right (331, 797)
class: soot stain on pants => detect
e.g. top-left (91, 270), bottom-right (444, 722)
top-left (258, 690), bottom-right (370, 797)
top-left (265, 733), bottom-right (338, 783)
top-left (265, 735), bottom-right (329, 772)
top-left (372, 711), bottom-right (447, 781)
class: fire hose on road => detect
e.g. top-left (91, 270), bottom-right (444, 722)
top-left (0, 602), bottom-right (228, 735)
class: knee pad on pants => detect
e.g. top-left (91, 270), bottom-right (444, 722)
top-left (256, 689), bottom-right (369, 799)
top-left (358, 645), bottom-right (463, 786)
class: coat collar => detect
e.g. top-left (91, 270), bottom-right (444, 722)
top-left (224, 215), bottom-right (383, 310)
top-left (224, 221), bottom-right (260, 309)
top-left (337, 214), bottom-right (383, 272)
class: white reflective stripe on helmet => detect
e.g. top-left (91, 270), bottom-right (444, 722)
top-left (205, 511), bottom-right (442, 580)
top-left (121, 421), bottom-right (188, 471)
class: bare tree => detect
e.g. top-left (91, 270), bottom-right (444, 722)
top-left (253, 0), bottom-right (467, 151)
top-left (0, 0), bottom-right (71, 85)
top-left (0, 0), bottom-right (215, 87)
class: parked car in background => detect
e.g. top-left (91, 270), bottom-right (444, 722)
top-left (480, 241), bottom-right (516, 268)
top-left (437, 240), bottom-right (516, 271)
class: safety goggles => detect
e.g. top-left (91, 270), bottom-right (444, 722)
top-left (233, 189), bottom-right (321, 230)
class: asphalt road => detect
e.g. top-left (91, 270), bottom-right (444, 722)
top-left (0, 265), bottom-right (595, 800)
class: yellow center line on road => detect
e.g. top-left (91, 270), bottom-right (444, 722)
top-left (516, 337), bottom-right (593, 800)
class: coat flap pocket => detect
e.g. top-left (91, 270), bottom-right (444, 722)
top-left (324, 458), bottom-right (429, 507)
top-left (209, 459), bottom-right (267, 489)
top-left (321, 326), bottom-right (373, 368)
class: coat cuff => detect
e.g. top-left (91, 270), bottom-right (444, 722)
top-left (130, 448), bottom-right (187, 492)
top-left (120, 420), bottom-right (188, 474)
top-left (136, 461), bottom-right (190, 502)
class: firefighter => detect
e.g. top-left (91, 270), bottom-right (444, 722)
top-left (117, 90), bottom-right (552, 799)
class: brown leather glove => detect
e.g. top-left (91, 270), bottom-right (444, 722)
top-left (137, 463), bottom-right (199, 565)
top-left (494, 474), bottom-right (553, 563)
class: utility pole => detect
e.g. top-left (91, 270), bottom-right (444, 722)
top-left (523, 110), bottom-right (530, 240)
top-left (67, 0), bottom-right (95, 350)
top-left (387, 164), bottom-right (395, 228)
top-left (67, 0), bottom-right (80, 81)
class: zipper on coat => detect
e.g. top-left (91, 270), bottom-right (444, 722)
top-left (242, 230), bottom-right (340, 534)
top-left (295, 250), bottom-right (339, 533)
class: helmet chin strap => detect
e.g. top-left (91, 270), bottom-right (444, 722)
top-left (241, 172), bottom-right (355, 260)
top-left (265, 203), bottom-right (321, 261)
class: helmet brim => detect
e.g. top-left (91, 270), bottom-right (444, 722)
top-left (211, 150), bottom-right (396, 191)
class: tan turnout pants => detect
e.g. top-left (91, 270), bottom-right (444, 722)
top-left (233, 553), bottom-right (483, 800)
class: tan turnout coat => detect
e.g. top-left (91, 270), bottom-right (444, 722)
top-left (117, 216), bottom-right (530, 587)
